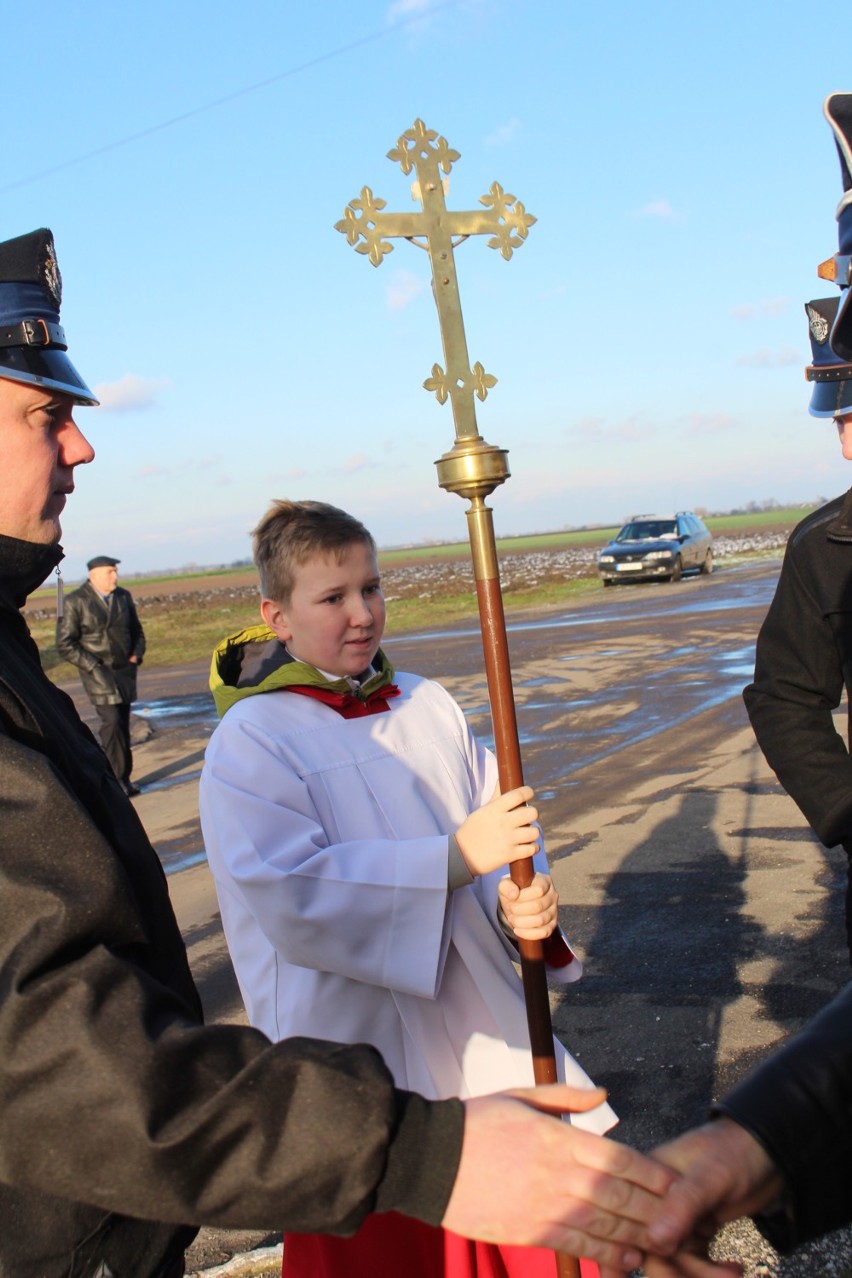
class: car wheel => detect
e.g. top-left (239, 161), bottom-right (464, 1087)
top-left (602, 578), bottom-right (613, 587)
top-left (700, 549), bottom-right (713, 575)
top-left (669, 555), bottom-right (683, 582)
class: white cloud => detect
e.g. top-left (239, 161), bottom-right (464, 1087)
top-left (628, 200), bottom-right (677, 221)
top-left (683, 412), bottom-right (736, 436)
top-left (133, 455), bottom-right (221, 481)
top-left (386, 268), bottom-right (426, 312)
top-left (735, 346), bottom-right (800, 368)
top-left (567, 413), bottom-right (656, 442)
top-left (730, 298), bottom-right (790, 321)
top-left (386, 0), bottom-right (439, 21)
top-left (341, 453), bottom-right (371, 473)
top-left (485, 118), bottom-right (522, 148)
top-left (92, 373), bottom-right (171, 412)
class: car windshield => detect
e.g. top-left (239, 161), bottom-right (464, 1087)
top-left (615, 521), bottom-right (678, 542)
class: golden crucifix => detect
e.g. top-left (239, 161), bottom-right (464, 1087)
top-left (337, 122), bottom-right (583, 1278)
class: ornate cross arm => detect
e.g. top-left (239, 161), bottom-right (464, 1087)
top-left (335, 120), bottom-right (535, 447)
top-left (335, 180), bottom-right (536, 262)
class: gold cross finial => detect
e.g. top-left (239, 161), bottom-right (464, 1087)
top-left (336, 119), bottom-right (535, 502)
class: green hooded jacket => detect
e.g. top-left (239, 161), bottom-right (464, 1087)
top-left (209, 623), bottom-right (397, 718)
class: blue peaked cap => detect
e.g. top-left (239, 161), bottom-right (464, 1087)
top-left (0, 229), bottom-right (97, 405)
top-left (805, 297), bottom-right (852, 417)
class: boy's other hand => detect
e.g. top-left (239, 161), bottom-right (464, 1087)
top-left (498, 872), bottom-right (558, 940)
top-left (455, 785), bottom-right (540, 876)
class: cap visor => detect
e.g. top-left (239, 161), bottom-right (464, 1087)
top-left (809, 377), bottom-right (852, 417)
top-left (0, 346), bottom-right (98, 406)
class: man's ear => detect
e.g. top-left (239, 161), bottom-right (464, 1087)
top-left (260, 597), bottom-right (292, 642)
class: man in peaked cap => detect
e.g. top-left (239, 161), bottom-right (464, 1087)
top-left (627, 304), bottom-right (852, 1274)
top-left (741, 294), bottom-right (852, 961)
top-left (615, 115), bottom-right (852, 1274)
top-left (0, 226), bottom-right (674, 1277)
top-left (57, 551), bottom-right (146, 796)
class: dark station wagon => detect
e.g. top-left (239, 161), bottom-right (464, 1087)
top-left (597, 512), bottom-right (714, 585)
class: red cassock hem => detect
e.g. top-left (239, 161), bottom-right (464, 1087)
top-left (282, 1214), bottom-right (600, 1277)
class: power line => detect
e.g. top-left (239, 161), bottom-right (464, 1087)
top-left (0, 0), bottom-right (460, 195)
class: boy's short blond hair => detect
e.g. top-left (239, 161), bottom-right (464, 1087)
top-left (252, 500), bottom-right (376, 605)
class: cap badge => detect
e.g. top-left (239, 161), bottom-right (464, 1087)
top-left (41, 239), bottom-right (62, 309)
top-left (807, 305), bottom-right (830, 344)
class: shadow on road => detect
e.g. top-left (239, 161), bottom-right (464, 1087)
top-left (556, 787), bottom-right (761, 1147)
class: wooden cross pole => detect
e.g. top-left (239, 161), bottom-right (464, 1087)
top-left (337, 121), bottom-right (583, 1278)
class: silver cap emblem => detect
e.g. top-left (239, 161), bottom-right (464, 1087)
top-left (42, 239), bottom-right (62, 309)
top-left (808, 305), bottom-right (830, 344)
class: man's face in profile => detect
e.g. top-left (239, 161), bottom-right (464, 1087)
top-left (0, 376), bottom-right (94, 544)
top-left (89, 564), bottom-right (118, 594)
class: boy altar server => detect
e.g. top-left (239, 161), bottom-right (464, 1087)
top-left (200, 499), bottom-right (615, 1278)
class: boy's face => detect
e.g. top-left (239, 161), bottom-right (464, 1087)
top-left (261, 539), bottom-right (385, 678)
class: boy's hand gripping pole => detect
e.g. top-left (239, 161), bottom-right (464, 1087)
top-left (337, 121), bottom-right (583, 1278)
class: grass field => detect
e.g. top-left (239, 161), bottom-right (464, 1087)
top-left (31, 576), bottom-right (604, 675)
top-left (29, 506), bottom-right (810, 676)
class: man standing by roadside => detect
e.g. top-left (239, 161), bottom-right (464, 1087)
top-left (743, 93), bottom-right (852, 961)
top-left (57, 552), bottom-right (145, 795)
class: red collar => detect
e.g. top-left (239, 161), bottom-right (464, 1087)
top-left (283, 682), bottom-right (401, 719)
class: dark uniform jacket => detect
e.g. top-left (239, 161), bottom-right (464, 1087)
top-left (743, 492), bottom-right (852, 910)
top-left (717, 981), bottom-right (852, 1252)
top-left (56, 580), bottom-right (146, 705)
top-left (0, 533), bottom-right (462, 1277)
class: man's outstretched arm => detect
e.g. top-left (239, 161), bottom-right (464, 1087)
top-left (443, 1085), bottom-right (677, 1273)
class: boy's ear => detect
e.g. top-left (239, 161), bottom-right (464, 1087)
top-left (261, 597), bottom-right (292, 642)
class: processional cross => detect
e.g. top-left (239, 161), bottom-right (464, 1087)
top-left (337, 123), bottom-right (583, 1278)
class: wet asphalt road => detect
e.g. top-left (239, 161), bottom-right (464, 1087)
top-left (385, 559), bottom-right (774, 806)
top-left (120, 558), bottom-right (852, 1275)
top-left (129, 559), bottom-right (776, 872)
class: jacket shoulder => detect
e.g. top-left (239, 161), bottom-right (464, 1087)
top-left (788, 493), bottom-right (850, 552)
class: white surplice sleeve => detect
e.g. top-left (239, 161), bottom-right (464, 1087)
top-left (200, 719), bottom-right (454, 999)
top-left (200, 676), bottom-right (504, 1002)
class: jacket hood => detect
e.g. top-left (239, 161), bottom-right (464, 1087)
top-left (210, 623), bottom-right (396, 718)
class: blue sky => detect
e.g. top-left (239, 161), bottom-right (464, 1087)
top-left (4, 0), bottom-right (852, 578)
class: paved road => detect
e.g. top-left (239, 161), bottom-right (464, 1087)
top-left (78, 559), bottom-right (852, 1274)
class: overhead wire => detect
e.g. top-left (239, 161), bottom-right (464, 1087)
top-left (0, 0), bottom-right (461, 195)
